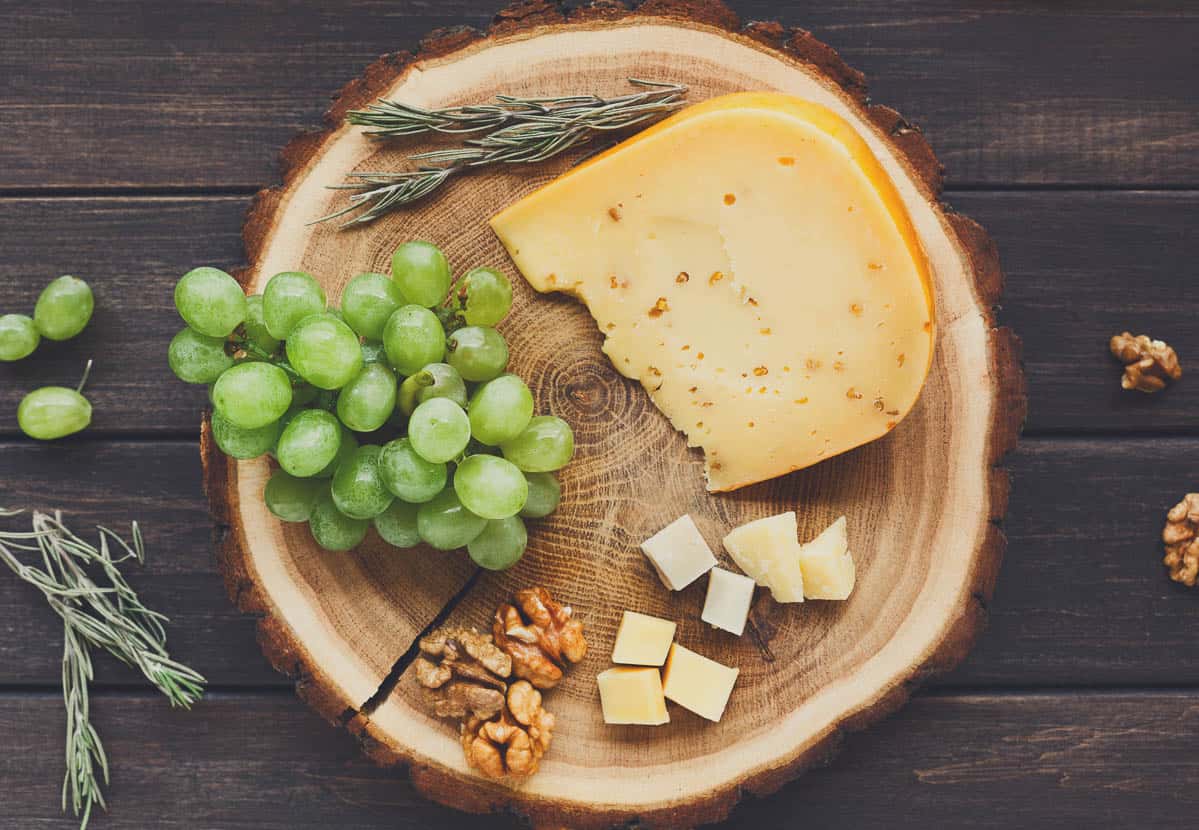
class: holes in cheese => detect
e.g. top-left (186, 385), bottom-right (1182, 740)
top-left (491, 91), bottom-right (935, 491)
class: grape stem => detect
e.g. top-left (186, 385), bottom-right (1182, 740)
top-left (75, 360), bottom-right (94, 394)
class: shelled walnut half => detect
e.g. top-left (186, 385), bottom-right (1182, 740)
top-left (1164, 494), bottom-right (1199, 587)
top-left (413, 626), bottom-right (512, 720)
top-left (461, 680), bottom-right (555, 780)
top-left (494, 587), bottom-right (588, 689)
top-left (1110, 332), bottom-right (1182, 393)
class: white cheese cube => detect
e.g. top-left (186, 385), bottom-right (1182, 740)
top-left (661, 643), bottom-right (739, 722)
top-left (597, 667), bottom-right (670, 725)
top-left (798, 516), bottom-right (855, 600)
top-left (722, 512), bottom-right (805, 603)
top-left (701, 568), bottom-right (756, 636)
top-left (611, 611), bottom-right (677, 666)
top-left (640, 514), bottom-right (717, 591)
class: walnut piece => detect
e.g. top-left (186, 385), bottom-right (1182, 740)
top-left (493, 587), bottom-right (588, 690)
top-left (413, 626), bottom-right (512, 720)
top-left (461, 681), bottom-right (555, 780)
top-left (1110, 332), bottom-right (1182, 393)
top-left (1164, 494), bottom-right (1199, 587)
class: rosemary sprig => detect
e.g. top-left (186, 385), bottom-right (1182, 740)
top-left (320, 79), bottom-right (688, 227)
top-left (62, 624), bottom-right (107, 830)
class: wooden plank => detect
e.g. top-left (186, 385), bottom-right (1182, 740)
top-left (1, 1), bottom-right (1195, 189)
top-left (1, 192), bottom-right (1196, 436)
top-left (2, 437), bottom-right (1197, 688)
top-left (1, 689), bottom-right (1197, 828)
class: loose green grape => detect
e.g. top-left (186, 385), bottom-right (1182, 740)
top-left (398, 362), bottom-right (466, 415)
top-left (468, 374), bottom-right (533, 446)
top-left (309, 491), bottom-right (369, 551)
top-left (316, 424), bottom-right (358, 478)
top-left (243, 294), bottom-right (280, 353)
top-left (264, 470), bottom-right (326, 522)
top-left (211, 410), bottom-right (281, 459)
top-left (361, 341), bottom-right (386, 365)
top-left (0, 314), bottom-right (40, 362)
top-left (286, 313), bottom-right (363, 390)
top-left (408, 398), bottom-right (471, 463)
top-left (337, 363), bottom-right (397, 433)
top-left (275, 409), bottom-right (342, 477)
top-left (378, 438), bottom-right (447, 504)
top-left (453, 454), bottom-right (528, 520)
top-left (416, 488), bottom-right (486, 551)
top-left (17, 386), bottom-right (92, 440)
top-left (382, 305), bottom-right (445, 376)
top-left (331, 445), bottom-right (393, 520)
top-left (173, 268), bottom-right (243, 338)
top-left (34, 275), bottom-right (95, 342)
top-left (520, 472), bottom-right (561, 519)
top-left (391, 241), bottom-right (451, 307)
top-left (446, 326), bottom-right (509, 382)
top-left (461, 267), bottom-right (513, 327)
top-left (168, 327), bottom-right (233, 384)
top-left (467, 516), bottom-right (528, 571)
top-left (373, 500), bottom-right (422, 548)
top-left (262, 271), bottom-right (325, 339)
top-left (342, 272), bottom-right (405, 340)
top-left (211, 362), bottom-right (293, 429)
top-left (500, 415), bottom-right (575, 472)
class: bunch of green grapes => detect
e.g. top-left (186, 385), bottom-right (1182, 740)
top-left (167, 241), bottom-right (572, 570)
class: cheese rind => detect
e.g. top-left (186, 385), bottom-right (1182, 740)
top-left (701, 568), bottom-right (755, 636)
top-left (798, 516), bottom-right (856, 600)
top-left (597, 667), bottom-right (670, 725)
top-left (611, 611), bottom-right (677, 666)
top-left (722, 512), bottom-right (805, 603)
top-left (491, 92), bottom-right (935, 491)
top-left (661, 643), bottom-right (739, 722)
top-left (640, 514), bottom-right (717, 591)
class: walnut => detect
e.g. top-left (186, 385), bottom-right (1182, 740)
top-left (413, 626), bottom-right (512, 720)
top-left (493, 587), bottom-right (588, 690)
top-left (461, 681), bottom-right (555, 780)
top-left (1164, 494), bottom-right (1199, 587)
top-left (1110, 332), bottom-right (1181, 393)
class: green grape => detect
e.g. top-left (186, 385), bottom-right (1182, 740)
top-left (211, 362), bottom-right (293, 429)
top-left (337, 363), bottom-right (397, 433)
top-left (211, 410), bottom-right (280, 459)
top-left (262, 271), bottom-right (326, 339)
top-left (416, 488), bottom-right (486, 551)
top-left (398, 362), bottom-right (467, 415)
top-left (453, 455), bottom-right (528, 520)
top-left (0, 314), bottom-right (40, 362)
top-left (461, 267), bottom-right (513, 327)
top-left (264, 469), bottom-right (326, 522)
top-left (17, 387), bottom-right (91, 440)
top-left (468, 516), bottom-right (528, 570)
top-left (275, 408), bottom-right (342, 477)
top-left (342, 272), bottom-right (405, 340)
top-left (378, 438), bottom-right (447, 503)
top-left (447, 326), bottom-right (509, 382)
top-left (316, 424), bottom-right (358, 478)
top-left (468, 374), bottom-right (533, 445)
top-left (331, 445), bottom-right (393, 520)
top-left (286, 313), bottom-right (363, 390)
top-left (168, 327), bottom-right (233, 384)
top-left (173, 268), bottom-right (243, 338)
top-left (520, 472), bottom-right (561, 519)
top-left (391, 241), bottom-right (451, 307)
top-left (34, 275), bottom-right (95, 342)
top-left (373, 500), bottom-right (422, 548)
top-left (309, 491), bottom-right (369, 551)
top-left (382, 305), bottom-right (445, 376)
top-left (408, 398), bottom-right (471, 464)
top-left (361, 341), bottom-right (386, 365)
top-left (243, 294), bottom-right (280, 353)
top-left (500, 415), bottom-right (575, 472)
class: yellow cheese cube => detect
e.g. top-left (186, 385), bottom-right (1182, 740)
top-left (611, 610), bottom-right (677, 666)
top-left (701, 568), bottom-right (756, 636)
top-left (640, 514), bottom-right (717, 591)
top-left (798, 516), bottom-right (856, 600)
top-left (722, 512), bottom-right (805, 603)
top-left (596, 667), bottom-right (670, 725)
top-left (661, 643), bottom-right (739, 722)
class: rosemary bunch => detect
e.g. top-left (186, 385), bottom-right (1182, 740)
top-left (321, 79), bottom-right (687, 227)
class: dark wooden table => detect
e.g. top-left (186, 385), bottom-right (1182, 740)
top-left (2, 1), bottom-right (1197, 827)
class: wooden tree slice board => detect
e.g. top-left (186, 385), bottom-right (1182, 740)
top-left (201, 1), bottom-right (1025, 827)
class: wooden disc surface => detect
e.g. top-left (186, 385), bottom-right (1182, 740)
top-left (202, 2), bottom-right (1024, 827)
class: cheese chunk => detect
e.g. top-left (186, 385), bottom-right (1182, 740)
top-left (640, 514), bottom-right (717, 591)
top-left (597, 667), bottom-right (670, 725)
top-left (491, 92), bottom-right (935, 491)
top-left (701, 568), bottom-right (755, 636)
top-left (661, 643), bottom-right (739, 722)
top-left (612, 610), bottom-right (677, 666)
top-left (722, 512), bottom-right (805, 603)
top-left (798, 516), bottom-right (856, 600)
